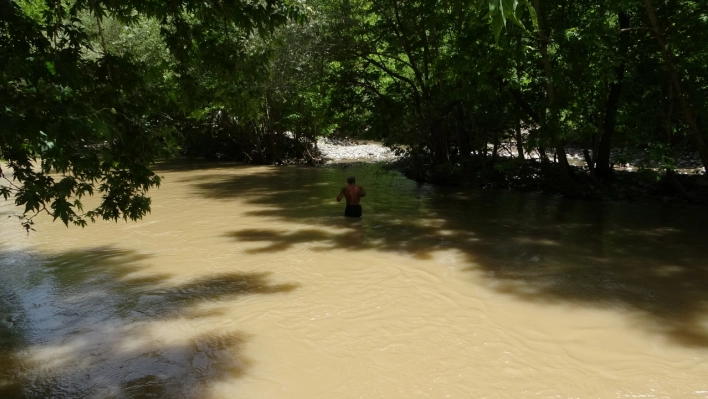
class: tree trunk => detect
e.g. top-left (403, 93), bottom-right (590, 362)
top-left (555, 143), bottom-right (572, 177)
top-left (294, 124), bottom-right (302, 158)
top-left (513, 33), bottom-right (525, 163)
top-left (457, 107), bottom-right (471, 161)
top-left (538, 143), bottom-right (549, 165)
top-left (515, 105), bottom-right (525, 161)
top-left (265, 100), bottom-right (275, 163)
top-left (583, 149), bottom-right (603, 189)
top-left (532, 0), bottom-right (575, 192)
top-left (430, 122), bottom-right (450, 165)
top-left (595, 12), bottom-right (630, 179)
top-left (491, 130), bottom-right (500, 167)
top-left (583, 149), bottom-right (595, 174)
top-left (665, 169), bottom-right (690, 199)
top-left (643, 0), bottom-right (708, 174)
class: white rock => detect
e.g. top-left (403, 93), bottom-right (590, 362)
top-left (317, 139), bottom-right (399, 161)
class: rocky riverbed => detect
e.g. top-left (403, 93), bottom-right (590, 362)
top-left (319, 137), bottom-right (706, 175)
top-left (315, 137), bottom-right (708, 203)
top-left (317, 137), bottom-right (400, 162)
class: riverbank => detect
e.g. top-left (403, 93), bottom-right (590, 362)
top-left (315, 138), bottom-right (708, 204)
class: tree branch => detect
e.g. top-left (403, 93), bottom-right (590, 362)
top-left (390, 0), bottom-right (427, 95)
top-left (361, 56), bottom-right (424, 117)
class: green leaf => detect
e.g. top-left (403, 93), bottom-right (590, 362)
top-left (488, 0), bottom-right (524, 42)
top-left (45, 61), bottom-right (56, 75)
top-left (522, 0), bottom-right (539, 31)
top-left (0, 186), bottom-right (11, 201)
top-left (491, 12), bottom-right (505, 43)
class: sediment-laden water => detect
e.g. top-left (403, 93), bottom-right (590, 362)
top-left (1, 161), bottom-right (707, 398)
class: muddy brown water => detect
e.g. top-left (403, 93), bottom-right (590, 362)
top-left (1, 162), bottom-right (708, 398)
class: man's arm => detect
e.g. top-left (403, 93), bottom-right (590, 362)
top-left (359, 186), bottom-right (366, 197)
top-left (336, 188), bottom-right (345, 202)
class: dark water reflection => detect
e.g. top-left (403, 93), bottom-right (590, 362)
top-left (191, 163), bottom-right (708, 348)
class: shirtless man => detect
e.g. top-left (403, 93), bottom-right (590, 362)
top-left (337, 176), bottom-right (366, 218)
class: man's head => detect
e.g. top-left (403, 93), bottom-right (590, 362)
top-left (347, 176), bottom-right (356, 184)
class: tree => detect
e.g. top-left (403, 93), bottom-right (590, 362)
top-left (1, 0), bottom-right (299, 230)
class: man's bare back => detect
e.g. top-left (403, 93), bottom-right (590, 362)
top-left (337, 176), bottom-right (366, 217)
top-left (337, 184), bottom-right (366, 204)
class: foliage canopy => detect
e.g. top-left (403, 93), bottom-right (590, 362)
top-left (2, 0), bottom-right (708, 230)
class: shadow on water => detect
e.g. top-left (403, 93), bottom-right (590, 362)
top-left (186, 164), bottom-right (708, 348)
top-left (152, 159), bottom-right (247, 173)
top-left (0, 247), bottom-right (298, 398)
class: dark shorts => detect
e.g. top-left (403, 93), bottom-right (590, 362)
top-left (344, 204), bottom-right (362, 218)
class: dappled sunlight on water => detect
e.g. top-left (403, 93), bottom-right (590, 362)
top-left (0, 245), bottom-right (297, 398)
top-left (1, 161), bottom-right (708, 398)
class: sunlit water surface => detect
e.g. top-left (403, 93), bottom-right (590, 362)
top-left (1, 162), bottom-right (708, 398)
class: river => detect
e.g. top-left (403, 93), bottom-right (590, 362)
top-left (1, 162), bottom-right (707, 398)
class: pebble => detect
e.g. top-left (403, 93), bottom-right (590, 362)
top-left (318, 138), bottom-right (399, 162)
